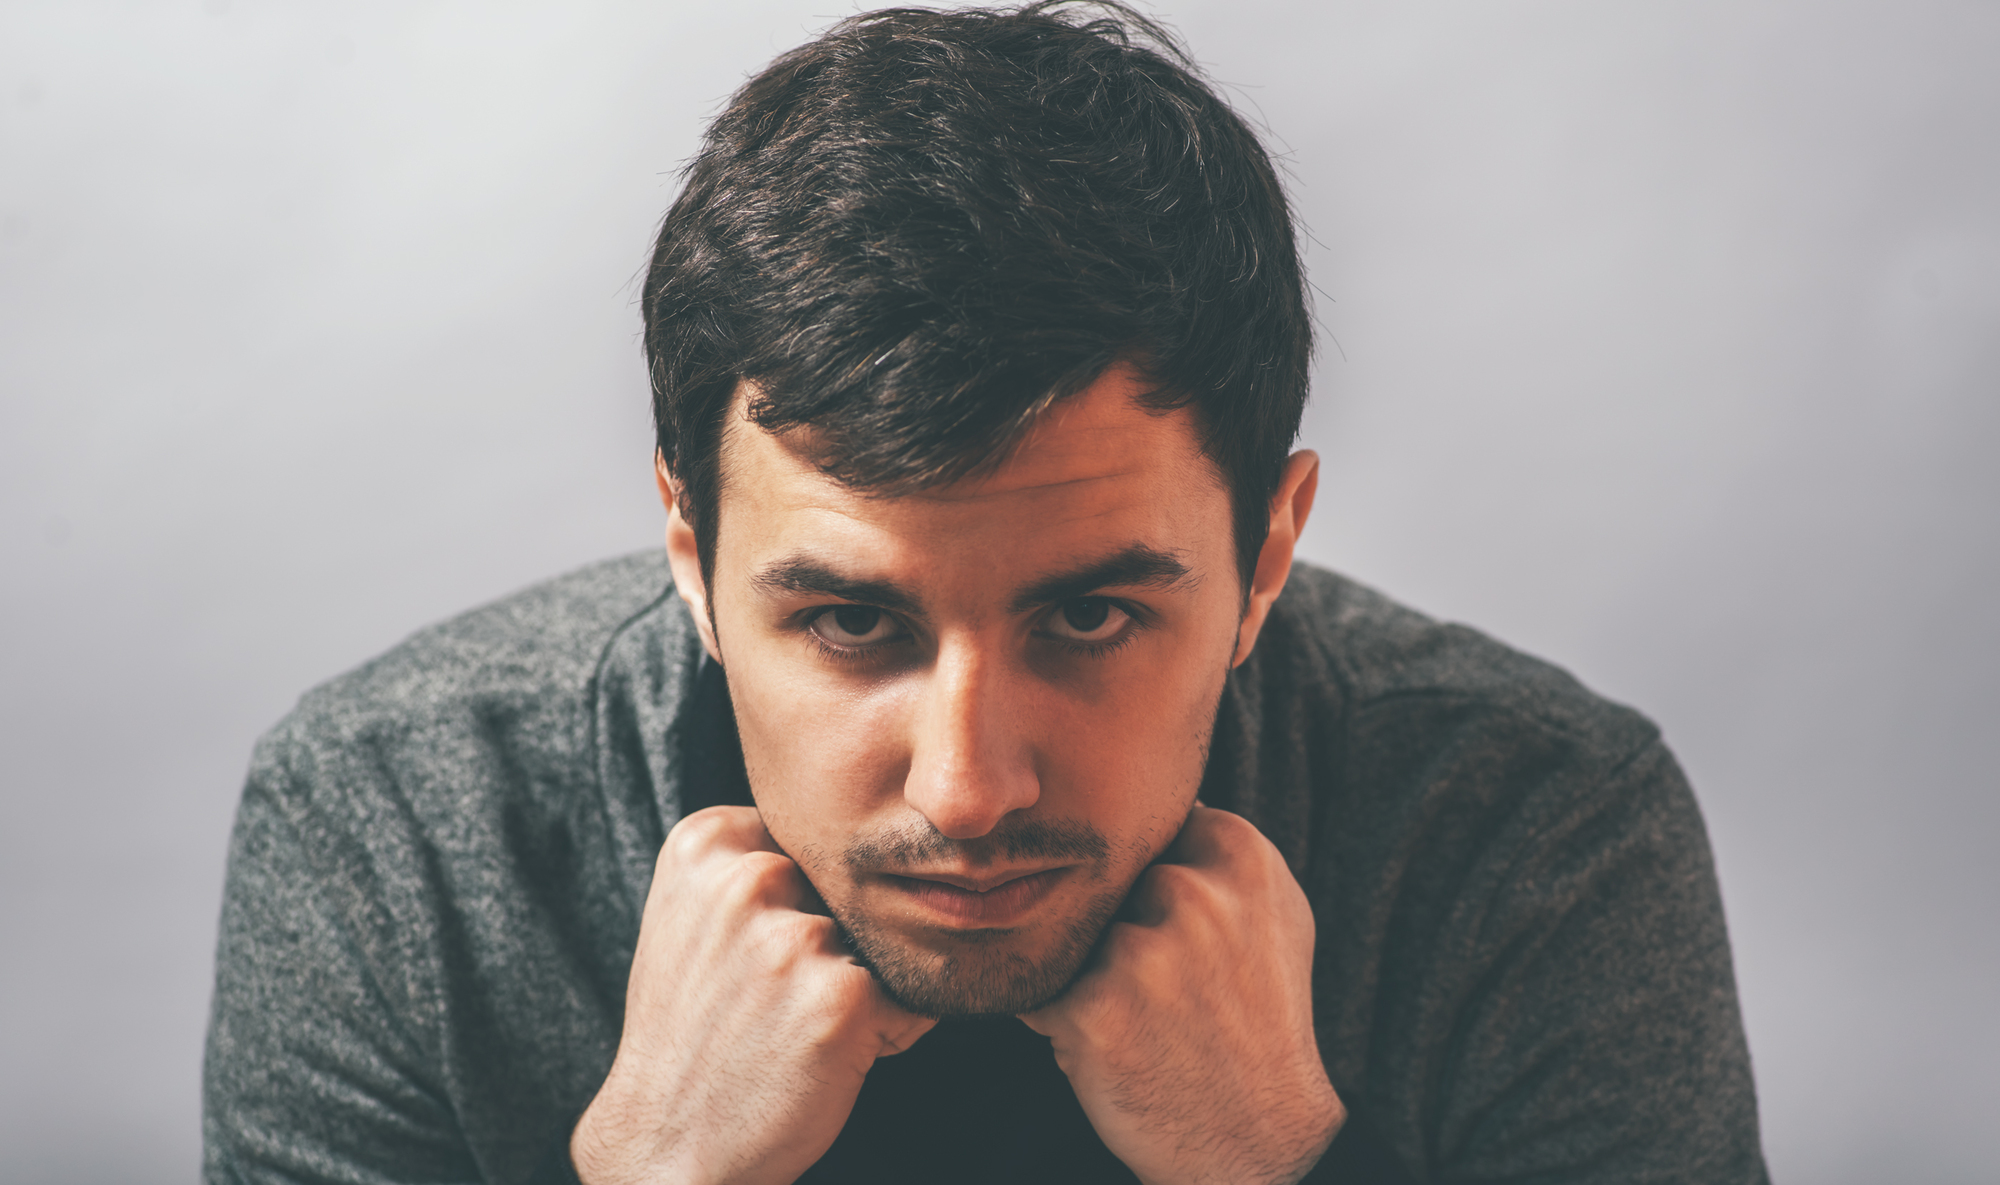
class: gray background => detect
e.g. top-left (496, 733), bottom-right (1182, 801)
top-left (3, 1), bottom-right (1995, 1181)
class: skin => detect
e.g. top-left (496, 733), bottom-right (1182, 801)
top-left (572, 362), bottom-right (1342, 1185)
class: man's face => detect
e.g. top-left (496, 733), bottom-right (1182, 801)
top-left (688, 363), bottom-right (1250, 1017)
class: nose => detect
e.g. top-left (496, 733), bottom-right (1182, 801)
top-left (901, 640), bottom-right (1040, 840)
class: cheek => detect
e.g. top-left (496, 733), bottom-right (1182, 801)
top-left (725, 650), bottom-right (914, 853)
top-left (1035, 639), bottom-right (1230, 841)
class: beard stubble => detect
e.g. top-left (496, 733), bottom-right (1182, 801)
top-left (826, 816), bottom-right (1138, 1018)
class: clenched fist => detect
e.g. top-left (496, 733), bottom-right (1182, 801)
top-left (1021, 806), bottom-right (1343, 1185)
top-left (570, 806), bottom-right (937, 1185)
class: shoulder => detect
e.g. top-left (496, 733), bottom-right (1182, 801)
top-left (212, 553), bottom-right (686, 1170)
top-left (250, 550), bottom-right (688, 815)
top-left (1259, 564), bottom-right (1718, 967)
top-left (229, 549), bottom-right (694, 1002)
top-left (1228, 561), bottom-right (1682, 882)
top-left (1268, 569), bottom-right (1761, 1183)
top-left (293, 551), bottom-right (676, 728)
top-left (1270, 561), bottom-right (1657, 757)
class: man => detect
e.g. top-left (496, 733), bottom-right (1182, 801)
top-left (204, 5), bottom-right (1767, 1183)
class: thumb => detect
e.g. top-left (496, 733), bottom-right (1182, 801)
top-left (1017, 998), bottom-right (1078, 1041)
top-left (870, 995), bottom-right (939, 1058)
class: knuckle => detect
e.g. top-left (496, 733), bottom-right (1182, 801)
top-left (1095, 922), bottom-right (1167, 989)
top-left (800, 966), bottom-right (879, 1044)
top-left (1100, 919), bottom-right (1151, 962)
top-left (1189, 802), bottom-right (1232, 831)
top-left (1211, 808), bottom-right (1280, 861)
top-left (661, 808), bottom-right (724, 858)
top-left (821, 964), bottom-right (876, 1011)
top-left (756, 908), bottom-right (832, 960)
top-left (1148, 863), bottom-right (1218, 910)
top-left (719, 850), bottom-right (798, 903)
top-left (737, 848), bottom-right (795, 877)
top-left (1066, 976), bottom-right (1131, 1037)
top-left (666, 805), bottom-right (761, 853)
top-left (1211, 806), bottom-right (1260, 839)
top-left (734, 916), bottom-right (809, 979)
top-left (781, 907), bottom-right (837, 946)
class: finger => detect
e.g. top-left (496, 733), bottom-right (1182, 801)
top-left (669, 803), bottom-right (786, 856)
top-left (1017, 946), bottom-right (1112, 1036)
top-left (1133, 848), bottom-right (1243, 928)
top-left (1016, 1005), bottom-right (1061, 1038)
top-left (874, 1011), bottom-right (940, 1057)
top-left (720, 849), bottom-right (815, 915)
top-left (830, 963), bottom-right (940, 1055)
top-left (1163, 804), bottom-right (1274, 870)
top-left (1119, 866), bottom-right (1173, 927)
top-left (1018, 995), bottom-right (1091, 1058)
top-left (1159, 803), bottom-right (1229, 866)
top-left (791, 869), bottom-right (835, 918)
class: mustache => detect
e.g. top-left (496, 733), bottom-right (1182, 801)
top-left (842, 815), bottom-right (1110, 870)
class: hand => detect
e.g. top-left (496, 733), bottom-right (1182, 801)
top-left (1020, 806), bottom-right (1342, 1185)
top-left (570, 806), bottom-right (937, 1185)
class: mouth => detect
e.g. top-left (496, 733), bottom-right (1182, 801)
top-left (879, 866), bottom-right (1071, 927)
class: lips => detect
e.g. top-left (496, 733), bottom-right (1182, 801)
top-left (883, 866), bottom-right (1069, 927)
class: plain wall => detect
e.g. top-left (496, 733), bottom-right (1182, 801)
top-left (2, 2), bottom-right (1995, 1181)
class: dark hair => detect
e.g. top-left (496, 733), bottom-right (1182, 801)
top-left (643, 2), bottom-right (1310, 598)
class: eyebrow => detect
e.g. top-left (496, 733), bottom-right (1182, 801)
top-left (752, 556), bottom-right (927, 619)
top-left (1007, 544), bottom-right (1196, 613)
top-left (749, 543), bottom-right (1198, 621)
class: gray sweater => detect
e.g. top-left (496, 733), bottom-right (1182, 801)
top-left (203, 554), bottom-right (1767, 1183)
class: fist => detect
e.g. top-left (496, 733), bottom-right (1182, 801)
top-left (1021, 806), bottom-right (1342, 1185)
top-left (571, 806), bottom-right (936, 1185)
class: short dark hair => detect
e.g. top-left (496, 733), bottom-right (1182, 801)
top-left (643, 2), bottom-right (1310, 598)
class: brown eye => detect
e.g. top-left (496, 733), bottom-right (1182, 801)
top-left (809, 605), bottom-right (903, 648)
top-left (1045, 597), bottom-right (1127, 643)
top-left (834, 606), bottom-right (880, 636)
top-left (1063, 599), bottom-right (1110, 632)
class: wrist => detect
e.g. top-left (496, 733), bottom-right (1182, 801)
top-left (567, 1103), bottom-right (635, 1185)
top-left (569, 1091), bottom-right (694, 1185)
top-left (1265, 1082), bottom-right (1344, 1185)
top-left (1163, 1072), bottom-right (1343, 1185)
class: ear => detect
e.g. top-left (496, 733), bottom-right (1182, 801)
top-left (1231, 449), bottom-right (1319, 668)
top-left (658, 452), bottom-right (723, 662)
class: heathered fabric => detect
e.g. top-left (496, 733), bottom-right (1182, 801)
top-left (203, 553), bottom-right (1767, 1184)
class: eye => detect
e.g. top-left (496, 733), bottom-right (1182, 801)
top-left (1043, 597), bottom-right (1130, 644)
top-left (808, 604), bottom-right (906, 649)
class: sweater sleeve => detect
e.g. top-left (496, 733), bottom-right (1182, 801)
top-left (202, 732), bottom-right (481, 1185)
top-left (1420, 741), bottom-right (1767, 1183)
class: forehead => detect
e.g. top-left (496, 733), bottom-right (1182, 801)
top-left (715, 363), bottom-right (1230, 575)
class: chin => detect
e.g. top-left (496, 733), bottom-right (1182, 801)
top-left (833, 885), bottom-right (1127, 1019)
